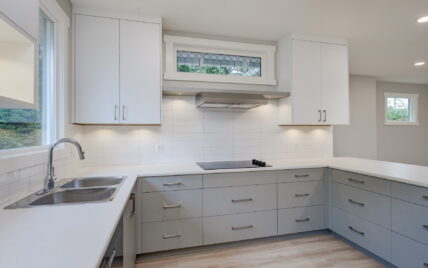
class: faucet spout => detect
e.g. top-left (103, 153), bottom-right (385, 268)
top-left (37, 138), bottom-right (85, 195)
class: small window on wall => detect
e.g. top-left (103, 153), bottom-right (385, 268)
top-left (384, 93), bottom-right (418, 125)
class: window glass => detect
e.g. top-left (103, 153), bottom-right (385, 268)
top-left (386, 97), bottom-right (410, 122)
top-left (177, 51), bottom-right (261, 77)
top-left (0, 10), bottom-right (55, 150)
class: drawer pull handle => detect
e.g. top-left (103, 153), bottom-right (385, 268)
top-left (162, 233), bottom-right (181, 239)
top-left (232, 225), bottom-right (253, 230)
top-left (295, 218), bottom-right (310, 222)
top-left (423, 225), bottom-right (428, 230)
top-left (163, 182), bottom-right (183, 186)
top-left (348, 199), bottom-right (365, 207)
top-left (232, 198), bottom-right (253, 203)
top-left (162, 203), bottom-right (182, 209)
top-left (348, 226), bottom-right (365, 236)
top-left (423, 195), bottom-right (428, 200)
top-left (294, 174), bottom-right (309, 178)
top-left (295, 193), bottom-right (310, 197)
top-left (348, 178), bottom-right (365, 184)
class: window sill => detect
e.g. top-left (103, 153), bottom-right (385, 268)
top-left (384, 121), bottom-right (419, 126)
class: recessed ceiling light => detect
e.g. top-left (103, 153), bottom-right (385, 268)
top-left (417, 16), bottom-right (428, 23)
top-left (414, 61), bottom-right (425, 66)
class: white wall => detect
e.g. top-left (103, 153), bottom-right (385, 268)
top-left (80, 96), bottom-right (333, 166)
top-left (376, 81), bottom-right (428, 166)
top-left (333, 75), bottom-right (378, 159)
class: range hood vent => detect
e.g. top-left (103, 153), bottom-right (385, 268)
top-left (195, 92), bottom-right (268, 109)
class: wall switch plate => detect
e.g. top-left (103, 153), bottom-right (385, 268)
top-left (155, 144), bottom-right (164, 154)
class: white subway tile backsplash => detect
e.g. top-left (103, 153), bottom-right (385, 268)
top-left (78, 96), bottom-right (333, 166)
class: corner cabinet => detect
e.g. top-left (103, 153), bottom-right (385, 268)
top-left (277, 34), bottom-right (349, 125)
top-left (73, 13), bottom-right (161, 125)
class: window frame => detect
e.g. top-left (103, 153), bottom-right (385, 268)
top-left (164, 35), bottom-right (277, 85)
top-left (384, 92), bottom-right (419, 126)
top-left (0, 0), bottom-right (69, 157)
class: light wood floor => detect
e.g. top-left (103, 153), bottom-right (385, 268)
top-left (135, 234), bottom-right (385, 268)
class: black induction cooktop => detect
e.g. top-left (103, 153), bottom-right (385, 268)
top-left (196, 159), bottom-right (271, 170)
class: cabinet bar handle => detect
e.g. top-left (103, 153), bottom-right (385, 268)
top-left (348, 199), bottom-right (365, 207)
top-left (294, 174), bottom-right (309, 178)
top-left (295, 218), bottom-right (310, 222)
top-left (423, 195), bottom-right (428, 200)
top-left (162, 233), bottom-right (181, 239)
top-left (348, 226), bottom-right (365, 236)
top-left (348, 178), bottom-right (365, 184)
top-left (114, 105), bottom-right (119, 121)
top-left (130, 193), bottom-right (136, 217)
top-left (122, 105), bottom-right (127, 121)
top-left (232, 225), bottom-right (253, 230)
top-left (423, 225), bottom-right (428, 230)
top-left (323, 110), bottom-right (327, 122)
top-left (318, 110), bottom-right (322, 122)
top-left (163, 182), bottom-right (182, 186)
top-left (163, 203), bottom-right (182, 209)
top-left (232, 198), bottom-right (253, 203)
top-left (295, 193), bottom-right (310, 197)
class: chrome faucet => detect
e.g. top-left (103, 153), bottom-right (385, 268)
top-left (37, 138), bottom-right (85, 195)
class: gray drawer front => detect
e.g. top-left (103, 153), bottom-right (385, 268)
top-left (141, 190), bottom-right (203, 223)
top-left (277, 168), bottom-right (324, 183)
top-left (391, 232), bottom-right (428, 268)
top-left (278, 181), bottom-right (324, 209)
top-left (331, 182), bottom-right (390, 228)
top-left (331, 207), bottom-right (391, 262)
top-left (278, 206), bottom-right (325, 235)
top-left (141, 218), bottom-right (203, 253)
top-left (391, 182), bottom-right (428, 207)
top-left (203, 171), bottom-right (277, 188)
top-left (203, 184), bottom-right (277, 216)
top-left (331, 169), bottom-right (390, 195)
top-left (141, 175), bottom-right (202, 192)
top-left (203, 210), bottom-right (277, 245)
top-left (392, 198), bottom-right (428, 246)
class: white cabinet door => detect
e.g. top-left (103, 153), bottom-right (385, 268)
top-left (291, 40), bottom-right (322, 124)
top-left (321, 43), bottom-right (349, 124)
top-left (0, 0), bottom-right (38, 40)
top-left (74, 15), bottom-right (120, 124)
top-left (119, 20), bottom-right (161, 124)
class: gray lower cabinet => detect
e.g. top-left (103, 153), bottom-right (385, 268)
top-left (330, 207), bottom-right (391, 261)
top-left (141, 218), bottom-right (203, 253)
top-left (278, 206), bottom-right (325, 235)
top-left (203, 210), bottom-right (277, 245)
top-left (391, 232), bottom-right (428, 268)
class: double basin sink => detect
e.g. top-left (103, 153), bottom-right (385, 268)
top-left (5, 176), bottom-right (125, 209)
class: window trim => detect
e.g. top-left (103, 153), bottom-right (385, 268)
top-left (384, 92), bottom-right (419, 126)
top-left (0, 0), bottom-right (69, 157)
top-left (164, 35), bottom-right (277, 85)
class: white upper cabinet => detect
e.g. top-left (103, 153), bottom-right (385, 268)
top-left (119, 20), bottom-right (161, 124)
top-left (0, 0), bottom-right (38, 40)
top-left (74, 15), bottom-right (120, 124)
top-left (277, 34), bottom-right (349, 125)
top-left (74, 12), bottom-right (161, 125)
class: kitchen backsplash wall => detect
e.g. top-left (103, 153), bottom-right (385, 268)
top-left (80, 96), bottom-right (333, 166)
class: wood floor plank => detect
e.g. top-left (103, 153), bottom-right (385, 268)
top-left (135, 234), bottom-right (385, 268)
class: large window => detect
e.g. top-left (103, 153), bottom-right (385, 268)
top-left (384, 92), bottom-right (419, 125)
top-left (0, 10), bottom-right (56, 150)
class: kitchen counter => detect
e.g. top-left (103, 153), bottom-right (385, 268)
top-left (1, 157), bottom-right (428, 268)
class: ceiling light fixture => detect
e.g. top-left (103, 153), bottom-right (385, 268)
top-left (414, 61), bottom-right (425, 66)
top-left (417, 16), bottom-right (428, 23)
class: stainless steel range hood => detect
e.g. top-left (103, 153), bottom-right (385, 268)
top-left (195, 92), bottom-right (268, 109)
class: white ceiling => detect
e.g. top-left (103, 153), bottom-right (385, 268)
top-left (71, 0), bottom-right (428, 84)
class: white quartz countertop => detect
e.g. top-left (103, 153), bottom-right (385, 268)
top-left (1, 157), bottom-right (428, 268)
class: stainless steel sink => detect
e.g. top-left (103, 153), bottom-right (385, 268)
top-left (29, 187), bottom-right (116, 206)
top-left (4, 175), bottom-right (126, 209)
top-left (60, 176), bottom-right (124, 189)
